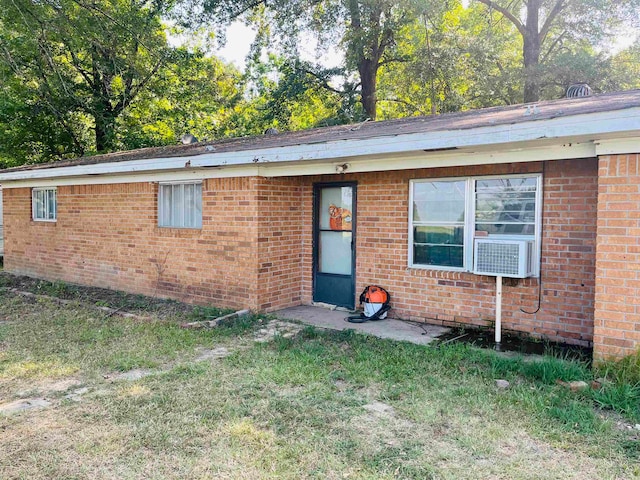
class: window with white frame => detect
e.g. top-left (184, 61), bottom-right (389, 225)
top-left (411, 180), bottom-right (466, 268)
top-left (409, 174), bottom-right (542, 274)
top-left (158, 181), bottom-right (202, 229)
top-left (32, 187), bottom-right (57, 221)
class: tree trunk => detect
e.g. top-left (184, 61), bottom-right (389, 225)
top-left (523, 0), bottom-right (542, 103)
top-left (94, 110), bottom-right (116, 152)
top-left (358, 58), bottom-right (378, 120)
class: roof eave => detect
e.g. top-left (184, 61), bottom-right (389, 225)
top-left (1, 106), bottom-right (639, 183)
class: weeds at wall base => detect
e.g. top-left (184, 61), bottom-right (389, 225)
top-left (592, 350), bottom-right (640, 422)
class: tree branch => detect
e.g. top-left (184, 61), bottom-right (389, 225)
top-left (297, 66), bottom-right (346, 95)
top-left (66, 0), bottom-right (164, 62)
top-left (347, 0), bottom-right (362, 31)
top-left (43, 101), bottom-right (86, 156)
top-left (378, 97), bottom-right (428, 116)
top-left (228, 0), bottom-right (267, 20)
top-left (378, 55), bottom-right (410, 67)
top-left (540, 30), bottom-right (567, 63)
top-left (114, 56), bottom-right (166, 113)
top-left (540, 0), bottom-right (566, 42)
top-left (0, 44), bottom-right (21, 75)
top-left (66, 48), bottom-right (95, 88)
top-left (476, 0), bottom-right (526, 36)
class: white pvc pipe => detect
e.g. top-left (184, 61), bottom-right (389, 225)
top-left (495, 276), bottom-right (502, 344)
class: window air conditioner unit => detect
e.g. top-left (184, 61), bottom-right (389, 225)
top-left (473, 239), bottom-right (535, 278)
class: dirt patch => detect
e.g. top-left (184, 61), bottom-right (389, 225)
top-left (41, 378), bottom-right (83, 393)
top-left (0, 272), bottom-right (198, 319)
top-left (0, 398), bottom-right (52, 415)
top-left (254, 320), bottom-right (304, 343)
top-left (13, 378), bottom-right (83, 399)
top-left (362, 401), bottom-right (395, 416)
top-left (104, 368), bottom-right (156, 382)
top-left (64, 387), bottom-right (90, 402)
top-left (194, 347), bottom-right (233, 362)
top-left (351, 404), bottom-right (415, 452)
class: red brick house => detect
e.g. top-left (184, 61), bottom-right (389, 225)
top-left (1, 90), bottom-right (640, 359)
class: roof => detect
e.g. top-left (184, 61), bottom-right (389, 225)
top-left (5, 89), bottom-right (640, 175)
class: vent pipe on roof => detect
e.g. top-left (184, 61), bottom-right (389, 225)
top-left (181, 134), bottom-right (198, 144)
top-left (566, 84), bottom-right (592, 98)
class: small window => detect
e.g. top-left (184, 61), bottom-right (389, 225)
top-left (32, 187), bottom-right (57, 221)
top-left (475, 177), bottom-right (537, 236)
top-left (158, 182), bottom-right (202, 229)
top-left (412, 180), bottom-right (466, 268)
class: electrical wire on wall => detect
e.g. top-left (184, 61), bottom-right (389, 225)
top-left (521, 162), bottom-right (545, 315)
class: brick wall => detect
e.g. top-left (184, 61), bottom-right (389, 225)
top-left (256, 177), bottom-right (305, 311)
top-left (4, 179), bottom-right (262, 310)
top-left (4, 157), bottom-right (599, 347)
top-left (594, 154), bottom-right (640, 359)
top-left (300, 158), bottom-right (598, 346)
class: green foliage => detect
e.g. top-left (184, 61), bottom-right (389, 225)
top-left (0, 62), bottom-right (91, 167)
top-left (489, 354), bottom-right (592, 384)
top-left (592, 383), bottom-right (640, 419)
top-left (189, 306), bottom-right (233, 321)
top-left (0, 0), bottom-right (173, 156)
top-left (607, 41), bottom-right (640, 91)
top-left (190, 0), bottom-right (432, 119)
top-left (547, 396), bottom-right (600, 434)
top-left (2, 0), bottom-right (640, 167)
top-left (0, 0), bottom-right (252, 165)
top-left (378, 2), bottom-right (523, 117)
top-left (592, 349), bottom-right (640, 421)
top-left (34, 280), bottom-right (78, 299)
top-left (473, 0), bottom-right (640, 101)
top-left (245, 56), bottom-right (356, 129)
top-left (188, 306), bottom-right (266, 334)
top-left (117, 49), bottom-right (246, 149)
top-left (597, 349), bottom-right (640, 386)
top-left (215, 314), bottom-right (265, 335)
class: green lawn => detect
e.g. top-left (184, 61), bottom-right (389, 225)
top-left (0, 290), bottom-right (638, 479)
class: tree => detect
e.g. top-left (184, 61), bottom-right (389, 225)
top-left (377, 2), bottom-right (522, 117)
top-left (0, 0), bottom-right (172, 154)
top-left (116, 48), bottom-right (246, 149)
top-left (0, 32), bottom-right (97, 165)
top-left (606, 41), bottom-right (640, 92)
top-left (239, 54), bottom-right (363, 130)
top-left (474, 0), bottom-right (640, 102)
top-left (189, 0), bottom-right (427, 120)
top-left (341, 0), bottom-right (418, 119)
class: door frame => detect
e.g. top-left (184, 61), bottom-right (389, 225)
top-left (312, 181), bottom-right (357, 309)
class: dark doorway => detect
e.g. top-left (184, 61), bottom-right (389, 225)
top-left (313, 183), bottom-right (357, 309)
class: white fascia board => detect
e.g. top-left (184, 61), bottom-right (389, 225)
top-left (1, 167), bottom-right (261, 188)
top-left (2, 141), bottom-right (595, 189)
top-left (261, 141), bottom-right (596, 177)
top-left (0, 106), bottom-right (638, 184)
top-left (595, 137), bottom-right (640, 156)
top-left (195, 108), bottom-right (637, 169)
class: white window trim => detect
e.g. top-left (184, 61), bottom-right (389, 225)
top-left (31, 187), bottom-right (57, 222)
top-left (158, 180), bottom-right (203, 229)
top-left (408, 176), bottom-right (467, 273)
top-left (409, 174), bottom-right (542, 277)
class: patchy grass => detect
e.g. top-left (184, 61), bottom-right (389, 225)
top-left (0, 272), bottom-right (212, 318)
top-left (0, 290), bottom-right (639, 479)
top-left (0, 293), bottom-right (241, 389)
top-left (592, 351), bottom-right (640, 422)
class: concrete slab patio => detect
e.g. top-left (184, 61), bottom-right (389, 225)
top-left (275, 306), bottom-right (450, 345)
